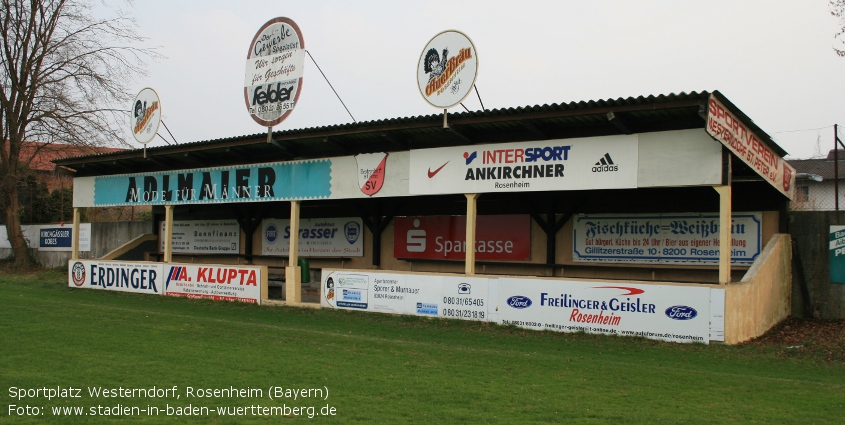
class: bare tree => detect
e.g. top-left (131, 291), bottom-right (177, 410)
top-left (833, 0), bottom-right (845, 56)
top-left (1, 0), bottom-right (156, 266)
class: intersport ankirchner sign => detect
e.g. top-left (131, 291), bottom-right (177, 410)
top-left (409, 135), bottom-right (638, 195)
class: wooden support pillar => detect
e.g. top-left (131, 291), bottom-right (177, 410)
top-left (286, 200), bottom-right (302, 302)
top-left (713, 185), bottom-right (732, 284)
top-left (71, 208), bottom-right (81, 260)
top-left (465, 194), bottom-right (479, 275)
top-left (164, 205), bottom-right (174, 263)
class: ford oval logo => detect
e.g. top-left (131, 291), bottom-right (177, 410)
top-left (507, 295), bottom-right (532, 309)
top-left (665, 305), bottom-right (697, 320)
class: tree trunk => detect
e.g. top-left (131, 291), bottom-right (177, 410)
top-left (1, 181), bottom-right (34, 267)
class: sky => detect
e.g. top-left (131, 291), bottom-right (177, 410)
top-left (116, 0), bottom-right (845, 159)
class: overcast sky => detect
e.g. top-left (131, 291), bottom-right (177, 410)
top-left (122, 0), bottom-right (845, 159)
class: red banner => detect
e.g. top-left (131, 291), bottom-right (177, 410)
top-left (394, 215), bottom-right (530, 261)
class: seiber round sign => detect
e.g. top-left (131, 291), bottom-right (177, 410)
top-left (244, 17), bottom-right (305, 127)
top-left (131, 88), bottom-right (161, 145)
top-left (416, 30), bottom-right (478, 109)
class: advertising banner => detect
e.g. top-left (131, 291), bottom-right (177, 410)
top-left (131, 88), bottom-right (161, 145)
top-left (38, 224), bottom-right (91, 251)
top-left (416, 30), bottom-right (478, 109)
top-left (261, 218), bottom-right (364, 257)
top-left (321, 270), bottom-right (489, 321)
top-left (830, 226), bottom-right (845, 284)
top-left (705, 95), bottom-right (795, 199)
top-left (573, 213), bottom-right (762, 265)
top-left (68, 260), bottom-right (164, 295)
top-left (320, 270), bottom-right (721, 344)
top-left (393, 215), bottom-right (530, 261)
top-left (243, 17), bottom-right (305, 127)
top-left (409, 135), bottom-right (638, 195)
top-left (159, 220), bottom-right (240, 254)
top-left (162, 264), bottom-right (263, 304)
top-left (496, 278), bottom-right (712, 344)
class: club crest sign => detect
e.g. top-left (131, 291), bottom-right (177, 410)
top-left (417, 30), bottom-right (478, 109)
top-left (131, 88), bottom-right (161, 145)
top-left (355, 152), bottom-right (387, 196)
top-left (244, 17), bottom-right (305, 127)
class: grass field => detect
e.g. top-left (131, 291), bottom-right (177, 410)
top-left (1, 268), bottom-right (844, 424)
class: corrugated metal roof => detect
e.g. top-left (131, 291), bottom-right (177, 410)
top-left (53, 90), bottom-right (787, 177)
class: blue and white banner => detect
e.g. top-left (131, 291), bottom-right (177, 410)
top-left (2, 224), bottom-right (90, 252)
top-left (261, 218), bottom-right (364, 257)
top-left (573, 212), bottom-right (762, 265)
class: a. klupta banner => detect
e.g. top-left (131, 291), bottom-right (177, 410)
top-left (159, 220), bottom-right (240, 254)
top-left (69, 260), bottom-right (165, 295)
top-left (409, 135), bottom-right (638, 195)
top-left (163, 264), bottom-right (263, 304)
top-left (393, 215), bottom-right (530, 261)
top-left (572, 213), bottom-right (762, 265)
top-left (261, 218), bottom-right (364, 257)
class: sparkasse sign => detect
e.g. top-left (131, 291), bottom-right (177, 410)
top-left (393, 215), bottom-right (530, 261)
top-left (244, 17), bottom-right (305, 127)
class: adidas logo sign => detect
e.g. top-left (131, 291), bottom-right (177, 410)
top-left (592, 153), bottom-right (618, 172)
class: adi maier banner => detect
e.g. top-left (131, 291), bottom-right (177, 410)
top-left (409, 135), bottom-right (638, 195)
top-left (573, 213), bottom-right (762, 265)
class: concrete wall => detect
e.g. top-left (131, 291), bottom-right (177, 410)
top-left (1, 221), bottom-right (153, 268)
top-left (724, 234), bottom-right (792, 344)
top-left (789, 211), bottom-right (845, 319)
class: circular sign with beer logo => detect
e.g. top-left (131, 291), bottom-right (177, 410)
top-left (417, 30), bottom-right (478, 109)
top-left (131, 88), bottom-right (161, 145)
top-left (244, 17), bottom-right (305, 127)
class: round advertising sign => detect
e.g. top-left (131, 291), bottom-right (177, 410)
top-left (131, 88), bottom-right (161, 145)
top-left (417, 30), bottom-right (478, 109)
top-left (244, 17), bottom-right (305, 127)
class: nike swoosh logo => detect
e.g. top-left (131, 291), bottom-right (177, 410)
top-left (427, 161), bottom-right (449, 178)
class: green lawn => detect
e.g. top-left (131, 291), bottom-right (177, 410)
top-left (1, 269), bottom-right (844, 424)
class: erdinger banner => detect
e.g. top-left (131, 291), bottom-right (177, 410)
top-left (261, 218), bottom-right (364, 257)
top-left (706, 95), bottom-right (795, 200)
top-left (163, 264), bottom-right (262, 304)
top-left (573, 212), bottom-right (762, 265)
top-left (410, 135), bottom-right (638, 195)
top-left (69, 260), bottom-right (164, 295)
top-left (393, 215), bottom-right (530, 261)
top-left (496, 278), bottom-right (712, 344)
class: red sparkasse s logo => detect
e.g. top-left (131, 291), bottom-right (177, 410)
top-left (394, 215), bottom-right (530, 261)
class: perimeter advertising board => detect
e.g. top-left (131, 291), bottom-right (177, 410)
top-left (158, 220), bottom-right (240, 254)
top-left (393, 215), bottom-right (530, 260)
top-left (320, 271), bottom-right (722, 344)
top-left (496, 278), bottom-right (711, 343)
top-left (69, 260), bottom-right (164, 295)
top-left (573, 213), bottom-right (762, 265)
top-left (162, 264), bottom-right (263, 304)
top-left (321, 270), bottom-right (489, 321)
top-left (409, 135), bottom-right (638, 195)
top-left (261, 218), bottom-right (364, 257)
top-left (68, 260), bottom-right (264, 304)
top-left (705, 95), bottom-right (795, 199)
top-left (2, 224), bottom-right (91, 251)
